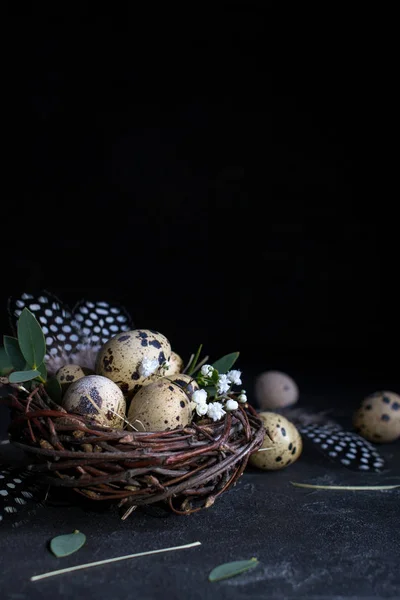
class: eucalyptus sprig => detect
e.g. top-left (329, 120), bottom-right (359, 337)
top-left (0, 308), bottom-right (47, 385)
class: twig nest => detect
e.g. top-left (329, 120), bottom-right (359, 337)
top-left (249, 412), bottom-right (302, 470)
top-left (127, 378), bottom-right (192, 432)
top-left (95, 329), bottom-right (171, 398)
top-left (254, 370), bottom-right (299, 410)
top-left (56, 364), bottom-right (94, 395)
top-left (353, 391), bottom-right (400, 443)
top-left (62, 375), bottom-right (126, 428)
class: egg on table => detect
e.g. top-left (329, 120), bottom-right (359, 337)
top-left (127, 378), bottom-right (192, 432)
top-left (95, 329), bottom-right (172, 398)
top-left (254, 370), bottom-right (299, 410)
top-left (353, 390), bottom-right (400, 443)
top-left (62, 375), bottom-right (126, 428)
top-left (56, 364), bottom-right (94, 395)
top-left (249, 411), bottom-right (303, 470)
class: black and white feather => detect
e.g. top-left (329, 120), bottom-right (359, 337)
top-left (0, 465), bottom-right (45, 528)
top-left (7, 291), bottom-right (133, 374)
top-left (282, 408), bottom-right (387, 473)
top-left (298, 423), bottom-right (386, 472)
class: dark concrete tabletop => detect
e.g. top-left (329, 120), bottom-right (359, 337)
top-left (1, 365), bottom-right (399, 600)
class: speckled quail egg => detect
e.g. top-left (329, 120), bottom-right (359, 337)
top-left (353, 390), bottom-right (400, 443)
top-left (166, 373), bottom-right (199, 398)
top-left (254, 371), bottom-right (299, 410)
top-left (95, 329), bottom-right (172, 398)
top-left (56, 364), bottom-right (94, 395)
top-left (127, 378), bottom-right (192, 432)
top-left (166, 351), bottom-right (184, 376)
top-left (63, 375), bottom-right (126, 429)
top-left (249, 412), bottom-right (303, 470)
top-left (137, 351), bottom-right (185, 389)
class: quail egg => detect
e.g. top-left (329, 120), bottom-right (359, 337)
top-left (63, 375), bottom-right (126, 429)
top-left (95, 329), bottom-right (172, 398)
top-left (127, 378), bottom-right (192, 432)
top-left (166, 351), bottom-right (184, 376)
top-left (353, 390), bottom-right (400, 443)
top-left (56, 364), bottom-right (94, 395)
top-left (137, 351), bottom-right (185, 389)
top-left (249, 411), bottom-right (303, 470)
top-left (166, 373), bottom-right (199, 398)
top-left (254, 370), bottom-right (299, 410)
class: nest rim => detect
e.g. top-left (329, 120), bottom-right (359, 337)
top-left (1, 381), bottom-right (265, 515)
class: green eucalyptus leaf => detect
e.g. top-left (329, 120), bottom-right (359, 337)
top-left (9, 369), bottom-right (41, 383)
top-left (212, 352), bottom-right (240, 374)
top-left (17, 308), bottom-right (46, 369)
top-left (203, 385), bottom-right (217, 397)
top-left (36, 362), bottom-right (47, 382)
top-left (50, 531), bottom-right (86, 558)
top-left (3, 336), bottom-right (26, 370)
top-left (45, 377), bottom-right (63, 403)
top-left (0, 347), bottom-right (13, 375)
top-left (187, 344), bottom-right (203, 375)
top-left (209, 558), bottom-right (259, 582)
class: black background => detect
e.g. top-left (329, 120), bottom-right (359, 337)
top-left (2, 7), bottom-right (395, 381)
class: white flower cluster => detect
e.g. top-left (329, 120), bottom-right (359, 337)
top-left (192, 365), bottom-right (247, 421)
top-left (138, 357), bottom-right (159, 378)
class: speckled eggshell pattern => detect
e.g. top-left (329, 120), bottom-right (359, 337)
top-left (255, 371), bottom-right (299, 410)
top-left (353, 390), bottom-right (400, 443)
top-left (136, 352), bottom-right (185, 390)
top-left (127, 379), bottom-right (192, 432)
top-left (62, 375), bottom-right (126, 429)
top-left (95, 329), bottom-right (172, 397)
top-left (166, 373), bottom-right (199, 398)
top-left (249, 411), bottom-right (303, 470)
top-left (167, 352), bottom-right (184, 376)
top-left (56, 364), bottom-right (94, 395)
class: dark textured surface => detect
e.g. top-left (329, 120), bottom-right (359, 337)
top-left (1, 372), bottom-right (399, 600)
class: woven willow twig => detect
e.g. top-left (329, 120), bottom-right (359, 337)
top-left (1, 383), bottom-right (265, 515)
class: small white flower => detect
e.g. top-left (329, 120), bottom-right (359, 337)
top-left (201, 364), bottom-right (214, 377)
top-left (207, 401), bottom-right (226, 422)
top-left (191, 389), bottom-right (208, 405)
top-left (217, 374), bottom-right (231, 394)
top-left (196, 402), bottom-right (208, 417)
top-left (163, 360), bottom-right (171, 371)
top-left (225, 399), bottom-right (239, 411)
top-left (238, 392), bottom-right (247, 404)
top-left (138, 357), bottom-right (159, 378)
top-left (227, 369), bottom-right (242, 386)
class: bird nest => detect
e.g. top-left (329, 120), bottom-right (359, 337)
top-left (2, 383), bottom-right (265, 516)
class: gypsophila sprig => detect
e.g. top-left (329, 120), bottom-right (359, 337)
top-left (138, 357), bottom-right (159, 378)
top-left (207, 401), bottom-right (226, 421)
top-left (201, 364), bottom-right (214, 377)
top-left (217, 374), bottom-right (231, 395)
top-left (185, 348), bottom-right (244, 422)
top-left (227, 370), bottom-right (242, 386)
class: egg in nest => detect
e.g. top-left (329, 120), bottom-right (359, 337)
top-left (62, 375), bottom-right (126, 428)
top-left (127, 378), bottom-right (192, 432)
top-left (95, 329), bottom-right (171, 398)
top-left (56, 364), bottom-right (94, 395)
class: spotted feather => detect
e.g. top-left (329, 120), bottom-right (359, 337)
top-left (298, 423), bottom-right (387, 472)
top-left (0, 465), bottom-right (45, 527)
top-left (7, 292), bottom-right (134, 365)
top-left (7, 291), bottom-right (83, 360)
